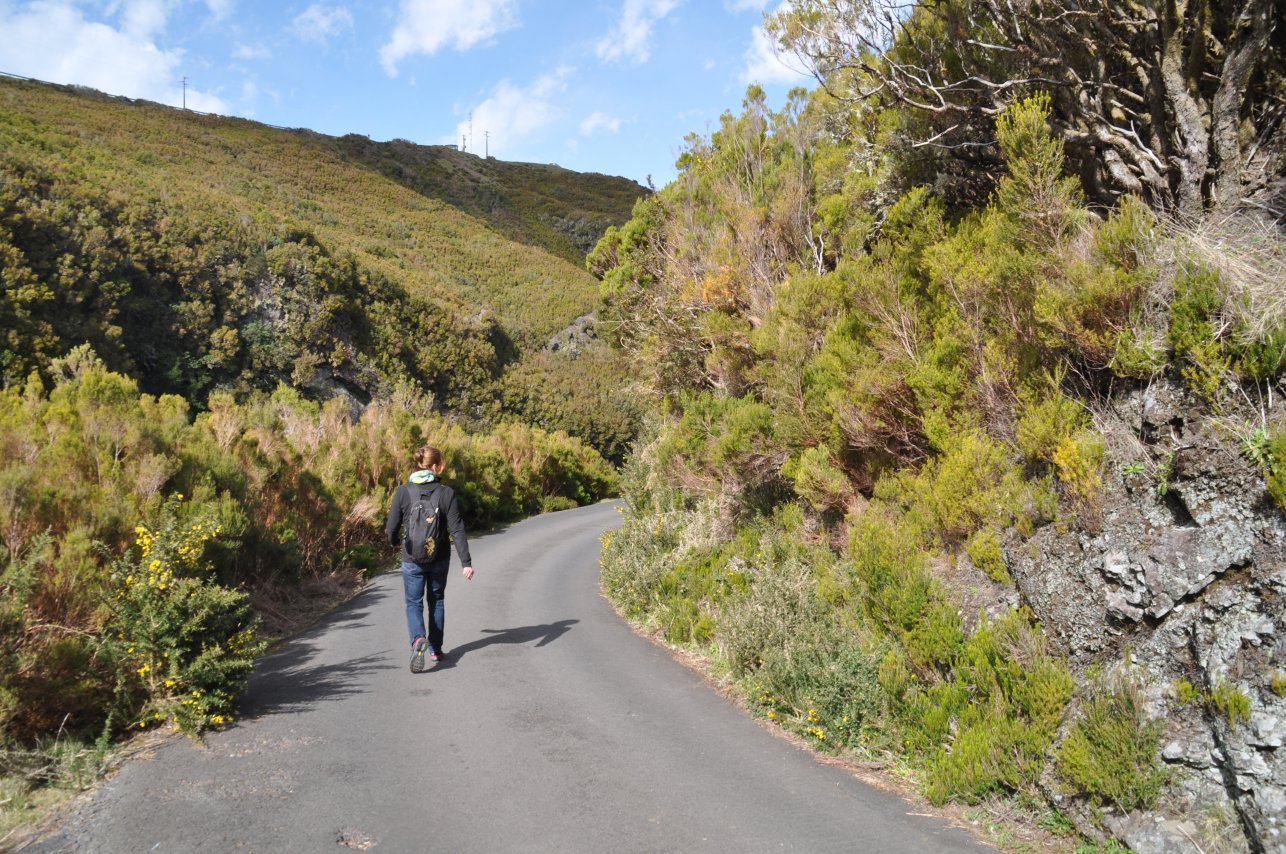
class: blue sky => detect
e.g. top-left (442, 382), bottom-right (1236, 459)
top-left (0, 0), bottom-right (813, 186)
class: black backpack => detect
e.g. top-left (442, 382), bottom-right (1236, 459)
top-left (404, 486), bottom-right (443, 562)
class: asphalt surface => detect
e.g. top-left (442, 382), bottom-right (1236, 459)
top-left (24, 501), bottom-right (987, 853)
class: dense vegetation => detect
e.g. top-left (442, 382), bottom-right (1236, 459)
top-left (0, 76), bottom-right (646, 452)
top-left (0, 76), bottom-right (639, 829)
top-left (593, 51), bottom-right (1283, 847)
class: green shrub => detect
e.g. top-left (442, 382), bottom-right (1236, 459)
top-left (1209, 679), bottom-right (1252, 726)
top-left (716, 555), bottom-right (821, 675)
top-left (1052, 430), bottom-right (1105, 524)
top-left (1174, 678), bottom-right (1201, 705)
top-left (874, 431), bottom-right (1025, 548)
top-left (1014, 388), bottom-right (1086, 467)
top-left (964, 528), bottom-right (1009, 583)
top-left (750, 625), bottom-right (889, 752)
top-left (1242, 427), bottom-right (1285, 510)
top-left (107, 498), bottom-right (265, 735)
top-left (1168, 264), bottom-right (1230, 400)
top-left (598, 506), bottom-right (685, 620)
top-left (921, 611), bottom-right (1074, 805)
top-left (1111, 327), bottom-right (1167, 378)
top-left (1057, 668), bottom-right (1167, 811)
top-left (848, 513), bottom-right (963, 670)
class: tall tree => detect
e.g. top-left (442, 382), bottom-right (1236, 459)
top-left (770, 0), bottom-right (1285, 217)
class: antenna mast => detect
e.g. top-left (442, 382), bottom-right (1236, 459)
top-left (181, 76), bottom-right (188, 110)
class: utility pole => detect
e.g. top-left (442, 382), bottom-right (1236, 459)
top-left (181, 76), bottom-right (188, 109)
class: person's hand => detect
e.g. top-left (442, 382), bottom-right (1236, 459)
top-left (462, 565), bottom-right (474, 581)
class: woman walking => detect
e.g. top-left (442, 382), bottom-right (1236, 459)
top-left (385, 445), bottom-right (474, 672)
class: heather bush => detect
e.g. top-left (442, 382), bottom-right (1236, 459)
top-left (921, 611), bottom-right (1074, 805)
top-left (844, 512), bottom-right (963, 671)
top-left (873, 431), bottom-right (1027, 548)
top-left (1056, 668), bottom-right (1167, 811)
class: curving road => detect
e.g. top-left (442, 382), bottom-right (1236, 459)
top-left (26, 502), bottom-right (986, 853)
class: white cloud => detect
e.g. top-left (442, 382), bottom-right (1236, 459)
top-left (205, 0), bottom-right (236, 20)
top-left (453, 66), bottom-right (574, 156)
top-left (740, 18), bottom-right (811, 85)
top-left (595, 0), bottom-right (680, 64)
top-left (0, 1), bottom-right (227, 113)
top-left (118, 0), bottom-right (172, 39)
top-left (234, 42), bottom-right (271, 60)
top-left (380, 0), bottom-right (519, 76)
top-left (292, 4), bottom-right (353, 45)
top-left (726, 0), bottom-right (770, 9)
top-left (580, 111), bottom-right (622, 135)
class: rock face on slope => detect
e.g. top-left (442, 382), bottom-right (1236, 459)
top-left (1006, 379), bottom-right (1285, 853)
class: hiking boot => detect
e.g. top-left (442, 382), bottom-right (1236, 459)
top-left (410, 637), bottom-right (428, 673)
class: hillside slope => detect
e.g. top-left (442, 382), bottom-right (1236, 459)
top-left (0, 76), bottom-right (645, 435)
top-left (323, 133), bottom-right (647, 264)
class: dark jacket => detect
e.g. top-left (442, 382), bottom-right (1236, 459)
top-left (385, 479), bottom-right (472, 566)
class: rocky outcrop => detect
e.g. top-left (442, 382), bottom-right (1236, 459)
top-left (544, 314), bottom-right (597, 357)
top-left (1007, 379), bottom-right (1285, 853)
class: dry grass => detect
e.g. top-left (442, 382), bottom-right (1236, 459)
top-left (249, 567), bottom-right (368, 643)
top-left (1161, 213), bottom-right (1286, 343)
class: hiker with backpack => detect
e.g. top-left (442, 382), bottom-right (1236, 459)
top-left (385, 445), bottom-right (474, 673)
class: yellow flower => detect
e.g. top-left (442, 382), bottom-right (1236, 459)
top-left (137, 663), bottom-right (150, 675)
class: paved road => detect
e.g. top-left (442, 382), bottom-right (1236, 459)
top-left (27, 501), bottom-right (986, 853)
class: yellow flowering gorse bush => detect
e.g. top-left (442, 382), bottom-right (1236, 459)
top-left (110, 496), bottom-right (264, 735)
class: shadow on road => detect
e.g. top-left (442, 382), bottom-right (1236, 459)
top-left (440, 619), bottom-right (579, 665)
top-left (240, 585), bottom-right (398, 718)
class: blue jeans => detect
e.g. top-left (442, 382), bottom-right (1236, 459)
top-left (402, 559), bottom-right (449, 651)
